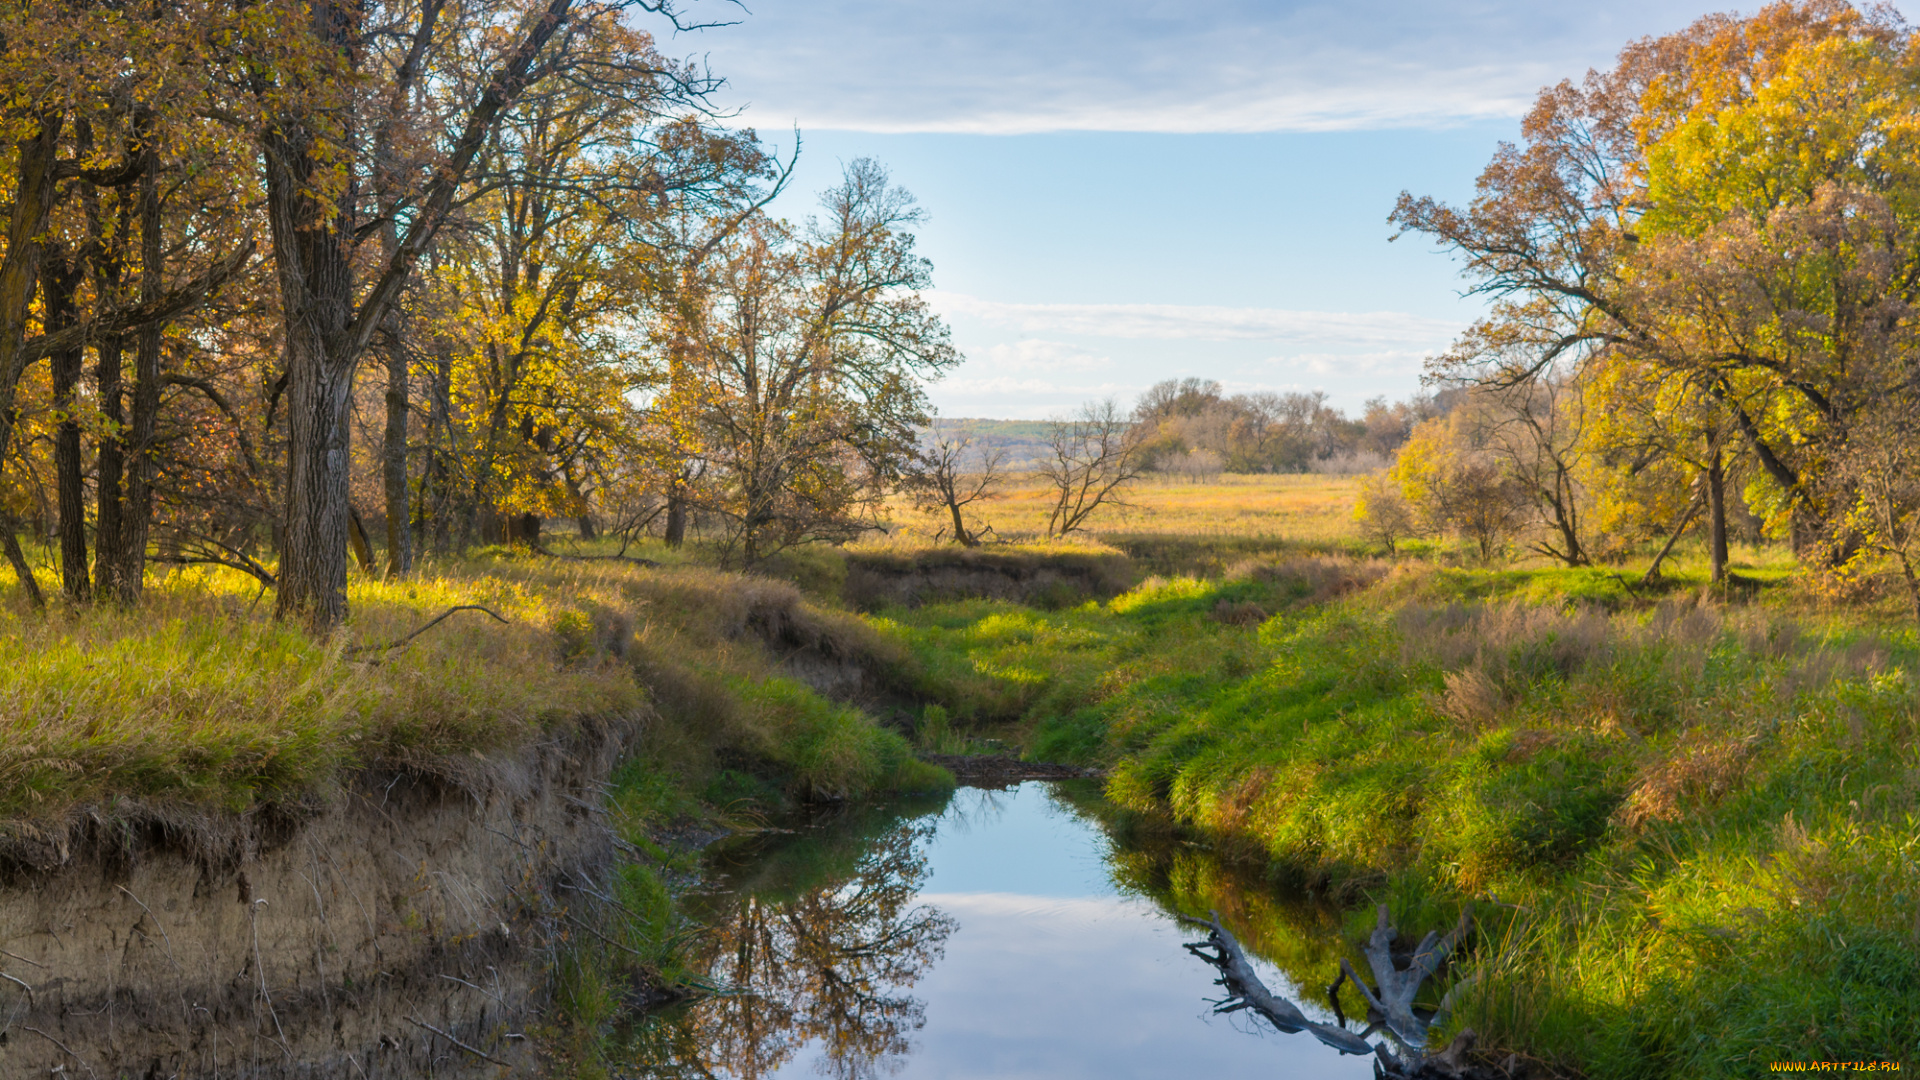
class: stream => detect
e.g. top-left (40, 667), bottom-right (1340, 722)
top-left (610, 781), bottom-right (1375, 1078)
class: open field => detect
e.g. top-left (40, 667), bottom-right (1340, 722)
top-left (882, 471), bottom-right (1364, 543)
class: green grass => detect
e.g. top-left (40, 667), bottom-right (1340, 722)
top-left (869, 549), bottom-right (1920, 1076)
top-left (0, 548), bottom-right (951, 827)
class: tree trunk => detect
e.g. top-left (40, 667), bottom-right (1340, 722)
top-left (274, 327), bottom-right (356, 630)
top-left (1, 516), bottom-right (44, 610)
top-left (1902, 554), bottom-right (1920, 626)
top-left (381, 338), bottom-right (411, 577)
top-left (417, 349), bottom-right (453, 554)
top-left (1706, 447), bottom-right (1729, 585)
top-left (0, 115), bottom-right (67, 576)
top-left (947, 499), bottom-right (973, 546)
top-left (94, 334), bottom-right (125, 597)
top-left (117, 161), bottom-right (163, 604)
top-left (348, 502), bottom-right (376, 573)
top-left (43, 249), bottom-right (89, 601)
top-left (510, 511), bottom-right (541, 547)
top-left (664, 486), bottom-right (687, 546)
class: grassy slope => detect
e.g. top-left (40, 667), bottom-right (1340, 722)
top-left (0, 544), bottom-right (948, 831)
top-left (0, 541), bottom-right (955, 1079)
top-left (874, 553), bottom-right (1920, 1076)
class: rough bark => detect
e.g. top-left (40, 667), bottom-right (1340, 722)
top-left (93, 333), bottom-right (125, 597)
top-left (1706, 447), bottom-right (1729, 585)
top-left (0, 116), bottom-right (68, 547)
top-left (42, 247), bottom-right (89, 602)
top-left (118, 159), bottom-right (163, 604)
top-left (269, 0), bottom-right (579, 631)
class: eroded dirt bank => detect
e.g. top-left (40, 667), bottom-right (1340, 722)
top-left (0, 717), bottom-right (642, 1079)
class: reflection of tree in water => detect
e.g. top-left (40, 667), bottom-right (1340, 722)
top-left (618, 818), bottom-right (954, 1079)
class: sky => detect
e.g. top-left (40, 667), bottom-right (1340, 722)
top-left (637, 0), bottom-right (1764, 419)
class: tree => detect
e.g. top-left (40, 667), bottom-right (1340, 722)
top-left (1830, 397), bottom-right (1920, 622)
top-left (1392, 414), bottom-right (1528, 562)
top-left (251, 0), bottom-right (719, 629)
top-left (1039, 398), bottom-right (1146, 537)
top-left (1353, 472), bottom-right (1417, 554)
top-left (1466, 370), bottom-right (1592, 566)
top-left (1394, 2), bottom-right (1920, 557)
top-left (656, 161), bottom-right (957, 565)
top-left (910, 422), bottom-right (1007, 546)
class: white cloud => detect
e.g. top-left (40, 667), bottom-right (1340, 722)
top-left (982, 338), bottom-right (1113, 372)
top-left (661, 0), bottom-right (1734, 133)
top-left (936, 293), bottom-right (1463, 349)
top-left (937, 375), bottom-right (1134, 398)
top-left (1288, 349), bottom-right (1431, 377)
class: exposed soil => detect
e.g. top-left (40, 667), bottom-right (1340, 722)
top-left (0, 716), bottom-right (644, 1079)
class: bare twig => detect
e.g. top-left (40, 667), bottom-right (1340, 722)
top-left (405, 1016), bottom-right (510, 1066)
top-left (1, 970), bottom-right (34, 1004)
top-left (115, 885), bottom-right (180, 973)
top-left (23, 1026), bottom-right (97, 1078)
top-left (0, 948), bottom-right (46, 969)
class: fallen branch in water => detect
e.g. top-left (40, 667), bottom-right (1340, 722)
top-left (1185, 905), bottom-right (1507, 1079)
top-left (1340, 903), bottom-right (1473, 1049)
top-left (1180, 911), bottom-right (1374, 1056)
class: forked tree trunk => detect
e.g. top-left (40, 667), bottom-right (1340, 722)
top-left (947, 498), bottom-right (974, 546)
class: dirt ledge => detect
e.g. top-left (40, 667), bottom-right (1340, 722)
top-left (0, 714), bottom-right (646, 1078)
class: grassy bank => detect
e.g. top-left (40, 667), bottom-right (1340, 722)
top-left (0, 548), bottom-right (946, 830)
top-left (0, 544), bottom-right (956, 1077)
top-left (871, 548), bottom-right (1920, 1076)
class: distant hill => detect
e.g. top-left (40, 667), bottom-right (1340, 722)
top-left (925, 417), bottom-right (1054, 470)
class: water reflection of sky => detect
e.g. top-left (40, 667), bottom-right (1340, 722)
top-left (765, 783), bottom-right (1373, 1080)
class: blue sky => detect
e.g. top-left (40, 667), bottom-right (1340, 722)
top-left (645, 0), bottom-right (1760, 418)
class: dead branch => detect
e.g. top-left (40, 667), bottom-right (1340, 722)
top-left (1181, 911), bottom-right (1374, 1056)
top-left (533, 542), bottom-right (659, 567)
top-left (350, 604), bottom-right (510, 657)
top-left (1339, 903), bottom-right (1474, 1050)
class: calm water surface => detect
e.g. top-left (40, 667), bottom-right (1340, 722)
top-left (615, 782), bottom-right (1375, 1079)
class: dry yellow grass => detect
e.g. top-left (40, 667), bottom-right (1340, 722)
top-left (884, 472), bottom-right (1364, 543)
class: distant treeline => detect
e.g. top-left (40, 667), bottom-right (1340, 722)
top-left (935, 380), bottom-right (1449, 479)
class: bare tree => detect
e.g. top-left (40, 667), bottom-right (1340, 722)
top-left (1471, 373), bottom-right (1591, 566)
top-left (910, 423), bottom-right (1007, 546)
top-left (1038, 398), bottom-right (1146, 537)
top-left (1834, 397), bottom-right (1920, 622)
